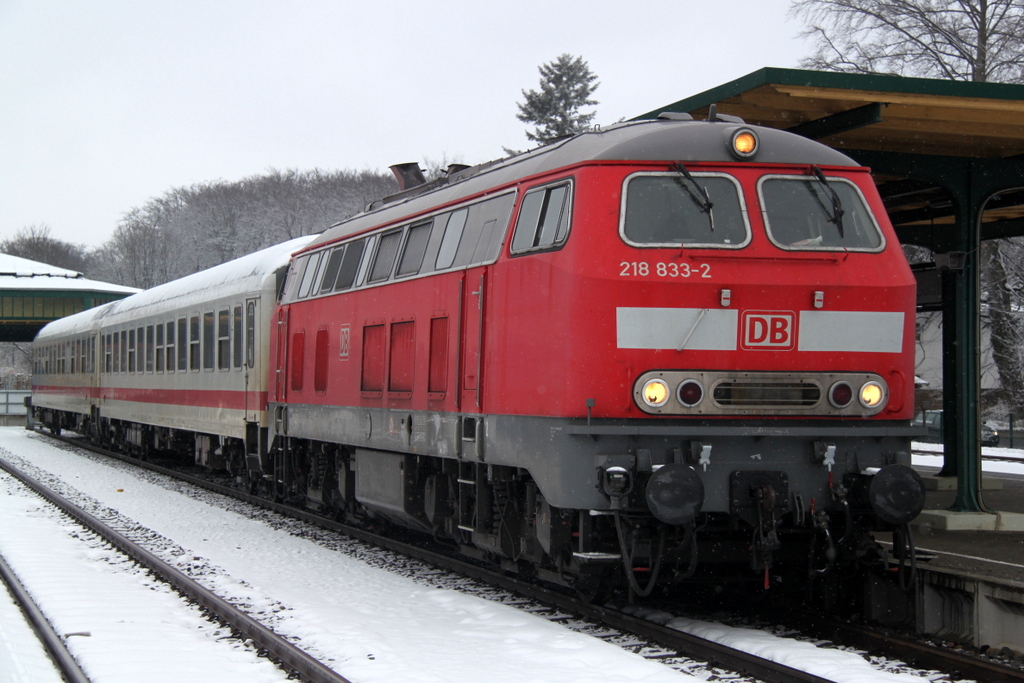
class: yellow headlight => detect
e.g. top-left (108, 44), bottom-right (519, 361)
top-left (731, 129), bottom-right (758, 158)
top-left (642, 379), bottom-right (670, 408)
top-left (859, 381), bottom-right (884, 408)
top-left (734, 132), bottom-right (756, 154)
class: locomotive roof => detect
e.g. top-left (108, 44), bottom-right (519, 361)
top-left (307, 118), bottom-right (861, 250)
top-left (35, 236), bottom-right (315, 341)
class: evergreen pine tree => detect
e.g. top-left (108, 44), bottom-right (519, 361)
top-left (516, 54), bottom-right (599, 144)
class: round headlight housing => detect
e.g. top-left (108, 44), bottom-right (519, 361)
top-left (859, 381), bottom-right (885, 409)
top-left (641, 379), bottom-right (671, 408)
top-left (829, 381), bottom-right (854, 409)
top-left (677, 379), bottom-right (705, 407)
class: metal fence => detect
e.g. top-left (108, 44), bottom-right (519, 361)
top-left (0, 390), bottom-right (29, 416)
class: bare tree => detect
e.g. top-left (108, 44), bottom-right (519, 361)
top-left (792, 0), bottom-right (1024, 82)
top-left (94, 168), bottom-right (398, 288)
top-left (1, 224), bottom-right (92, 272)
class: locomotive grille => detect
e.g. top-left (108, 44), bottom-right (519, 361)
top-left (712, 381), bottom-right (821, 407)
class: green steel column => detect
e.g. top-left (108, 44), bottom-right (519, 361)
top-left (942, 169), bottom-right (986, 512)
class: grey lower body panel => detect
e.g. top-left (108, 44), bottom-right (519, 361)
top-left (272, 402), bottom-right (915, 513)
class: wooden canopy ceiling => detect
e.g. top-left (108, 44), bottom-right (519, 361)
top-left (639, 67), bottom-right (1024, 159)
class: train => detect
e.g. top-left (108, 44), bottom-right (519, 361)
top-left (31, 111), bottom-right (926, 600)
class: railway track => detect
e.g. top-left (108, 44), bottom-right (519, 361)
top-left (20, 429), bottom-right (1024, 683)
top-left (0, 548), bottom-right (91, 683)
top-left (0, 450), bottom-right (353, 683)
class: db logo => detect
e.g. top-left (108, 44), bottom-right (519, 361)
top-left (338, 324), bottom-right (351, 360)
top-left (741, 311), bottom-right (795, 350)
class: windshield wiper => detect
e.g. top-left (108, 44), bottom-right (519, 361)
top-left (671, 162), bottom-right (715, 232)
top-left (809, 166), bottom-right (845, 239)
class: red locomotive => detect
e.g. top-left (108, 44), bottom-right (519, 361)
top-left (32, 112), bottom-right (925, 598)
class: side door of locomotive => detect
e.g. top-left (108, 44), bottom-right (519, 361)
top-left (459, 266), bottom-right (487, 410)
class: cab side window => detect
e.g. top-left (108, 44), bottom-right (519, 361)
top-left (511, 181), bottom-right (572, 254)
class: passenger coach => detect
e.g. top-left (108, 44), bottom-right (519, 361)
top-left (32, 236), bottom-right (314, 470)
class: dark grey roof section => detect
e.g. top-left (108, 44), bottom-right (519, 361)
top-left (307, 119), bottom-right (860, 251)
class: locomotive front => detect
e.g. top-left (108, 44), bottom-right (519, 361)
top-left (482, 117), bottom-right (925, 595)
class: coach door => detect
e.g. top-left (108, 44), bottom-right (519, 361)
top-left (244, 298), bottom-right (260, 423)
top-left (460, 267), bottom-right (487, 410)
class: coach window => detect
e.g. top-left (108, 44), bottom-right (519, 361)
top-left (121, 330), bottom-right (128, 372)
top-left (137, 327), bottom-right (144, 372)
top-left (396, 221), bottom-right (432, 277)
top-left (511, 181), bottom-right (572, 254)
top-left (155, 325), bottom-right (164, 372)
top-left (218, 309), bottom-right (230, 370)
top-left (128, 329), bottom-right (136, 373)
top-left (165, 321), bottom-right (175, 373)
top-left (368, 229), bottom-right (403, 283)
top-left (178, 318), bottom-right (188, 371)
top-left (70, 341), bottom-right (77, 375)
top-left (334, 238), bottom-right (366, 291)
top-left (203, 311), bottom-right (215, 370)
top-left (245, 302), bottom-right (256, 368)
top-left (233, 305), bottom-right (243, 369)
top-left (146, 325), bottom-right (154, 372)
top-left (105, 334), bottom-right (112, 373)
top-left (189, 316), bottom-right (200, 371)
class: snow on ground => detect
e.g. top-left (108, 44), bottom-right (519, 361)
top-left (913, 441), bottom-right (1024, 476)
top-left (661, 616), bottom-right (929, 683)
top-left (1, 428), bottom-right (1001, 682)
top-left (0, 577), bottom-right (64, 683)
top-left (0, 428), bottom-right (691, 683)
top-left (0, 469), bottom-right (289, 683)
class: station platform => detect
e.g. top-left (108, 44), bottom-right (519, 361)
top-left (883, 463), bottom-right (1024, 654)
top-left (910, 465), bottom-right (1024, 583)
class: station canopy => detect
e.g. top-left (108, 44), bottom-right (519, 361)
top-left (0, 253), bottom-right (138, 342)
top-left (637, 67), bottom-right (1024, 249)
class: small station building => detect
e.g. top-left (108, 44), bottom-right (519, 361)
top-left (0, 253), bottom-right (137, 344)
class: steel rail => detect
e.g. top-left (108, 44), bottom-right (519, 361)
top-left (33, 432), bottom-right (837, 683)
top-left (0, 549), bottom-right (93, 683)
top-left (0, 453), bottom-right (353, 683)
top-left (791, 612), bottom-right (1024, 683)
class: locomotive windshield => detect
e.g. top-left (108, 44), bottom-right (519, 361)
top-left (621, 172), bottom-right (749, 248)
top-left (759, 175), bottom-right (884, 251)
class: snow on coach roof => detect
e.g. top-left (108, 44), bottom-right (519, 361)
top-left (35, 236), bottom-right (315, 340)
top-left (307, 117), bottom-right (860, 251)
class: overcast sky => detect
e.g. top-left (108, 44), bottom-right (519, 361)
top-left (1, 0), bottom-right (809, 249)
